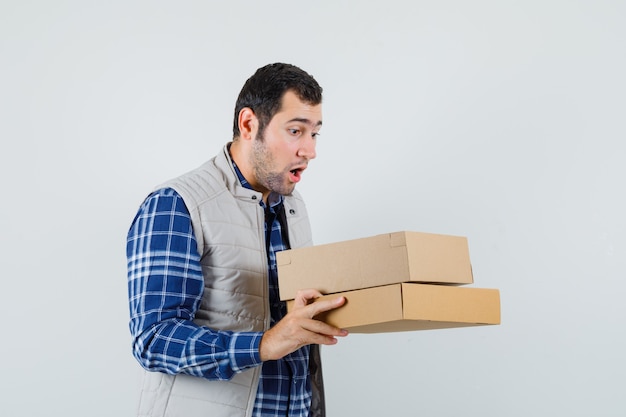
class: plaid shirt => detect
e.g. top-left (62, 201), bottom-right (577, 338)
top-left (127, 166), bottom-right (311, 416)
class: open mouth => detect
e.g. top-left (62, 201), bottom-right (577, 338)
top-left (289, 168), bottom-right (304, 182)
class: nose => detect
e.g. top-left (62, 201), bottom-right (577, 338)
top-left (297, 136), bottom-right (317, 160)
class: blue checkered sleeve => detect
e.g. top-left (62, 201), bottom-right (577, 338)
top-left (126, 188), bottom-right (263, 379)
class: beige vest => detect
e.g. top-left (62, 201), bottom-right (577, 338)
top-left (136, 145), bottom-right (324, 417)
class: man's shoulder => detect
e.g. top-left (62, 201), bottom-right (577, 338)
top-left (158, 154), bottom-right (229, 207)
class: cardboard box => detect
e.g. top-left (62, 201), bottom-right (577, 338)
top-left (287, 283), bottom-right (500, 333)
top-left (277, 231), bottom-right (473, 301)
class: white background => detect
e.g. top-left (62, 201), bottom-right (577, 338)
top-left (2, 1), bottom-right (625, 416)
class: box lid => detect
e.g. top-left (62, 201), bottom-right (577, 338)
top-left (278, 231), bottom-right (473, 300)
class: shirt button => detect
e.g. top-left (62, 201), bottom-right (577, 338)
top-left (289, 209), bottom-right (295, 215)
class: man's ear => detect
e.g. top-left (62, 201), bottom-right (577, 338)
top-left (238, 107), bottom-right (258, 141)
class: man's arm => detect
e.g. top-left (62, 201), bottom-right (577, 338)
top-left (126, 188), bottom-right (262, 380)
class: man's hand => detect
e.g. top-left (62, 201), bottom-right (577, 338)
top-left (259, 289), bottom-right (348, 361)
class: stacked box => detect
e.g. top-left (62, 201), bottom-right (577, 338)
top-left (277, 231), bottom-right (500, 333)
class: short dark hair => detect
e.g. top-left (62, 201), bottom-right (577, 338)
top-left (232, 63), bottom-right (323, 139)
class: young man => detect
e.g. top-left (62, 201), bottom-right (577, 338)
top-left (126, 63), bottom-right (347, 417)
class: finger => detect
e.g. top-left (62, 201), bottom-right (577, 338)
top-left (305, 295), bottom-right (346, 317)
top-left (292, 288), bottom-right (324, 309)
top-left (303, 332), bottom-right (342, 346)
top-left (301, 317), bottom-right (349, 338)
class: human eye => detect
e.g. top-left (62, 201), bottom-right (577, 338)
top-left (288, 128), bottom-right (301, 136)
top-left (311, 131), bottom-right (321, 139)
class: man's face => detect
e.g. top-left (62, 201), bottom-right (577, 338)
top-left (249, 90), bottom-right (322, 197)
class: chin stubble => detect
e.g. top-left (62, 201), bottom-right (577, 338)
top-left (251, 136), bottom-right (293, 196)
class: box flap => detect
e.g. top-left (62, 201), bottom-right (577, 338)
top-left (405, 232), bottom-right (474, 284)
top-left (388, 231), bottom-right (408, 248)
top-left (278, 234), bottom-right (410, 300)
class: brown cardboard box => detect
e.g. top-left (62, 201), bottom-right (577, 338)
top-left (287, 283), bottom-right (500, 333)
top-left (277, 231), bottom-right (473, 301)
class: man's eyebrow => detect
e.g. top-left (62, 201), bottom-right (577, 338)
top-left (288, 118), bottom-right (323, 127)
